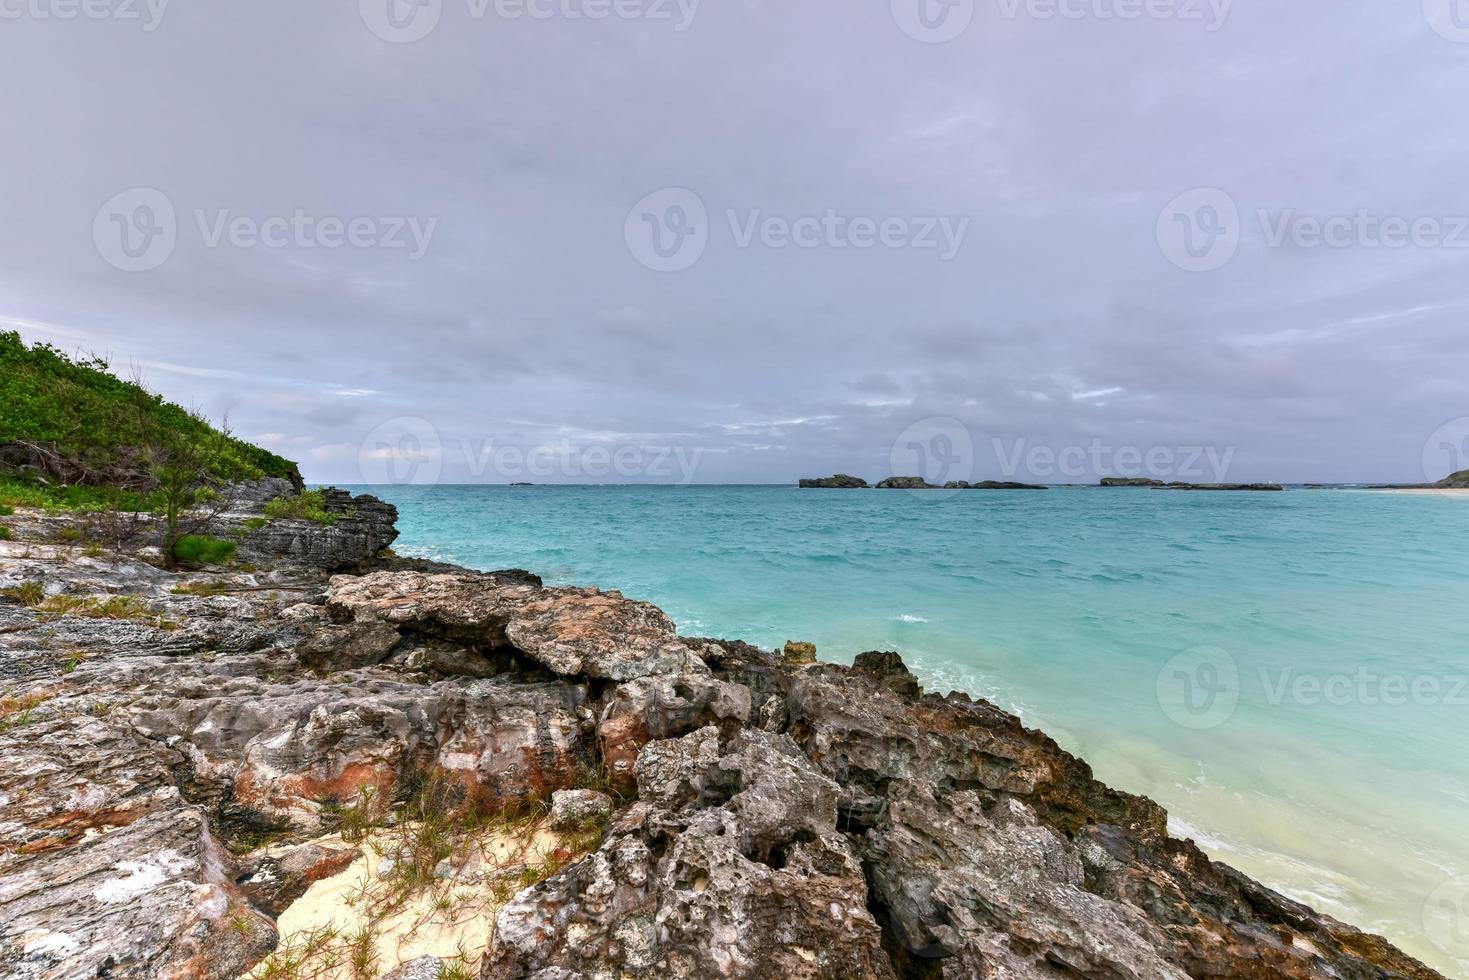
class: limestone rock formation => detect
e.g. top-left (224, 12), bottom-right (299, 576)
top-left (0, 492), bottom-right (1445, 980)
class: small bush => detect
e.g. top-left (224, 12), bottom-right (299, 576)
top-left (262, 490), bottom-right (338, 526)
top-left (0, 525), bottom-right (11, 540)
top-left (0, 504), bottom-right (14, 516)
top-left (3, 581), bottom-right (45, 606)
top-left (174, 534), bottom-right (238, 565)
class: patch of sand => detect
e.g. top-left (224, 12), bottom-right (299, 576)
top-left (253, 824), bottom-right (567, 978)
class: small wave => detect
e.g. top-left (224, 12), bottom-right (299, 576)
top-left (894, 614), bottom-right (929, 623)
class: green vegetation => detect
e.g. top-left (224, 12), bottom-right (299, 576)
top-left (0, 525), bottom-right (11, 541)
top-left (0, 504), bottom-right (13, 516)
top-left (2, 581), bottom-right (45, 606)
top-left (0, 330), bottom-right (295, 499)
top-left (173, 534), bottom-right (238, 565)
top-left (263, 489), bottom-right (339, 525)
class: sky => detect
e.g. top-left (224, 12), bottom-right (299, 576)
top-left (2, 0), bottom-right (1467, 485)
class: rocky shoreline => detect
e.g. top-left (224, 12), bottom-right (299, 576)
top-left (0, 485), bottom-right (1445, 978)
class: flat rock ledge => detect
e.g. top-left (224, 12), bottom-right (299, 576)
top-left (0, 499), bottom-right (1445, 979)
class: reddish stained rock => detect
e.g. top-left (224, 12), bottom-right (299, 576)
top-left (326, 570), bottom-right (704, 680)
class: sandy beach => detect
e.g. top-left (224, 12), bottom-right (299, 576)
top-left (1373, 488), bottom-right (1469, 497)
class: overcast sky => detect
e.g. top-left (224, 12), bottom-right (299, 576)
top-left (2, 0), bottom-right (1466, 485)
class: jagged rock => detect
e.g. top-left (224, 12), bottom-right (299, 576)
top-left (550, 789), bottom-right (614, 829)
top-left (1100, 477), bottom-right (1165, 487)
top-left (781, 640), bottom-right (816, 665)
top-left (598, 671), bottom-right (751, 792)
top-left (230, 486), bottom-right (400, 570)
top-left (797, 474), bottom-right (869, 489)
top-left (327, 570), bottom-right (705, 680)
top-left (875, 476), bottom-right (935, 489)
top-left (384, 956), bottom-right (448, 980)
top-left (851, 649), bottom-right (921, 699)
top-left (293, 620), bottom-right (402, 672)
top-left (0, 717), bottom-right (276, 979)
top-left (236, 839), bottom-right (361, 915)
top-left (486, 728), bottom-right (896, 979)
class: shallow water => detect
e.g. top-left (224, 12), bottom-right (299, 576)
top-left (348, 483), bottom-right (1469, 974)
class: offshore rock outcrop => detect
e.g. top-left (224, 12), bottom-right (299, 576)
top-left (0, 495), bottom-right (1446, 979)
top-left (798, 474), bottom-right (870, 488)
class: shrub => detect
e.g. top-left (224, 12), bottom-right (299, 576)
top-left (0, 525), bottom-right (11, 540)
top-left (174, 534), bottom-right (238, 565)
top-left (0, 504), bottom-right (13, 515)
top-left (2, 581), bottom-right (45, 606)
top-left (262, 490), bottom-right (338, 526)
top-left (0, 331), bottom-right (297, 487)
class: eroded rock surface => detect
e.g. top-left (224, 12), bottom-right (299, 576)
top-left (0, 497), bottom-right (1446, 979)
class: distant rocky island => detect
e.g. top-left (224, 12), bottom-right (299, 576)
top-left (798, 474), bottom-right (1287, 491)
top-left (799, 474), bottom-right (1047, 490)
top-left (1099, 478), bottom-right (1284, 491)
top-left (1362, 470), bottom-right (1469, 490)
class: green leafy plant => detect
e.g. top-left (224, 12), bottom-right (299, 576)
top-left (0, 525), bottom-right (11, 541)
top-left (173, 534), bottom-right (237, 565)
top-left (263, 490), bottom-right (339, 526)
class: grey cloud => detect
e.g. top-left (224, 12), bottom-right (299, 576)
top-left (1, 0), bottom-right (1466, 484)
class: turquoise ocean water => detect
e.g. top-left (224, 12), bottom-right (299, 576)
top-left (347, 484), bottom-right (1469, 974)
